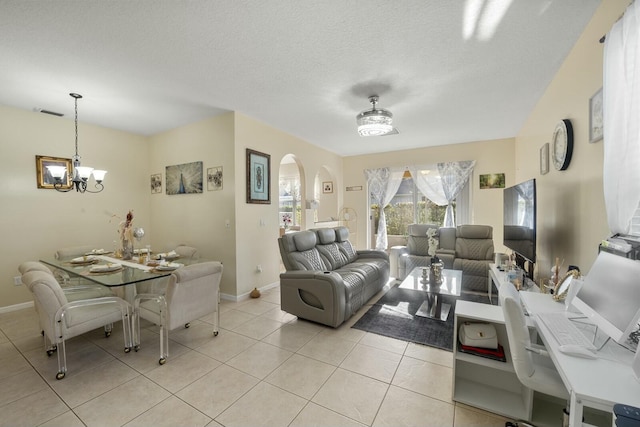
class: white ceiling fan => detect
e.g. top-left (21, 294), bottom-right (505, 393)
top-left (356, 95), bottom-right (399, 136)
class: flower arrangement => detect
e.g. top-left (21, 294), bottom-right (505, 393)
top-left (427, 228), bottom-right (439, 256)
top-left (282, 213), bottom-right (292, 229)
top-left (111, 210), bottom-right (135, 259)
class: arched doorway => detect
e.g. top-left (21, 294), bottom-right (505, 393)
top-left (279, 154), bottom-right (304, 233)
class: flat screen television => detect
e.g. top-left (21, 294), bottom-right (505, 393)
top-left (503, 178), bottom-right (536, 277)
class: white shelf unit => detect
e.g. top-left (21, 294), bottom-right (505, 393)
top-left (453, 300), bottom-right (533, 420)
top-left (453, 300), bottom-right (583, 427)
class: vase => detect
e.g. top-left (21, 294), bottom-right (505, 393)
top-left (121, 238), bottom-right (134, 260)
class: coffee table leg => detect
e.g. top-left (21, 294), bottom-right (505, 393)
top-left (415, 293), bottom-right (451, 321)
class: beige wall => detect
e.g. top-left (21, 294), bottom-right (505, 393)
top-left (0, 105), bottom-right (149, 308)
top-left (147, 113), bottom-right (237, 296)
top-left (343, 138), bottom-right (516, 252)
top-left (233, 113), bottom-right (343, 297)
top-left (515, 0), bottom-right (628, 281)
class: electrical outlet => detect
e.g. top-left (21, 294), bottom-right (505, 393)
top-left (256, 264), bottom-right (262, 273)
top-left (13, 276), bottom-right (22, 286)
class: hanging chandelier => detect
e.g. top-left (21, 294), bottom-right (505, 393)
top-left (47, 93), bottom-right (107, 193)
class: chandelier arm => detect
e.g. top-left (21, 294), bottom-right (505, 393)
top-left (83, 182), bottom-right (105, 193)
top-left (53, 180), bottom-right (73, 193)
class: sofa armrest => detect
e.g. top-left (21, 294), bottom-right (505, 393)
top-left (279, 270), bottom-right (347, 327)
top-left (389, 246), bottom-right (408, 280)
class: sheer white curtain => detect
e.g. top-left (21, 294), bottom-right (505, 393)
top-left (603, 1), bottom-right (640, 235)
top-left (365, 167), bottom-right (404, 250)
top-left (437, 161), bottom-right (476, 227)
top-left (408, 165), bottom-right (448, 206)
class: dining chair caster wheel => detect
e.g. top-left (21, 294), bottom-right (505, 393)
top-left (213, 331), bottom-right (219, 336)
top-left (46, 346), bottom-right (57, 357)
top-left (134, 345), bottom-right (140, 352)
top-left (185, 323), bottom-right (190, 329)
top-left (56, 372), bottom-right (65, 380)
top-left (124, 347), bottom-right (131, 353)
top-left (159, 358), bottom-right (166, 365)
top-left (105, 331), bottom-right (111, 338)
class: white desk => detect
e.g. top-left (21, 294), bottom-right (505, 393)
top-left (488, 263), bottom-right (539, 303)
top-left (520, 292), bottom-right (640, 427)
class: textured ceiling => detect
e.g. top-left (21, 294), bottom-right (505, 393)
top-left (0, 1), bottom-right (600, 156)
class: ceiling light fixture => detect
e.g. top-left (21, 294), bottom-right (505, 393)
top-left (356, 95), bottom-right (393, 136)
top-left (47, 93), bottom-right (107, 193)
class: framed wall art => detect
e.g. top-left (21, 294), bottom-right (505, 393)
top-left (207, 166), bottom-right (223, 191)
top-left (165, 161), bottom-right (203, 195)
top-left (150, 173), bottom-right (162, 194)
top-left (589, 87), bottom-right (603, 143)
top-left (540, 143), bottom-right (549, 175)
top-left (479, 173), bottom-right (505, 189)
top-left (322, 181), bottom-right (334, 193)
top-left (35, 155), bottom-right (72, 189)
top-left (246, 149), bottom-right (270, 204)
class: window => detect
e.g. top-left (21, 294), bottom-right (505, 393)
top-left (370, 170), bottom-right (470, 236)
top-left (279, 177), bottom-right (301, 226)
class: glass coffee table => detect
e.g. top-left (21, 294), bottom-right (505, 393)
top-left (398, 267), bottom-right (462, 321)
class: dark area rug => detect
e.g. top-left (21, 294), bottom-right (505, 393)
top-left (352, 286), bottom-right (497, 351)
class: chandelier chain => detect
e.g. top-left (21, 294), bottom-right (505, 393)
top-left (74, 96), bottom-right (79, 158)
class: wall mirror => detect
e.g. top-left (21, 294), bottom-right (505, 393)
top-left (553, 269), bottom-right (581, 301)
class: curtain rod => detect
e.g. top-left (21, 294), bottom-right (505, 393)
top-left (601, 2), bottom-right (634, 43)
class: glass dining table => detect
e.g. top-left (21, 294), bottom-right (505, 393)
top-left (40, 254), bottom-right (194, 304)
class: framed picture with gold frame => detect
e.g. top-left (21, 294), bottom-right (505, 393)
top-left (35, 155), bottom-right (72, 189)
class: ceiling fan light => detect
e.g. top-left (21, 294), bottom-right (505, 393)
top-left (356, 96), bottom-right (394, 136)
top-left (358, 123), bottom-right (393, 136)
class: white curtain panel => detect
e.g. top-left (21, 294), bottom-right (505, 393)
top-left (437, 161), bottom-right (476, 227)
top-left (409, 165), bottom-right (448, 206)
top-left (364, 167), bottom-right (404, 250)
top-left (603, 1), bottom-right (640, 235)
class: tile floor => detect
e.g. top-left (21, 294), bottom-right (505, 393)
top-left (0, 286), bottom-right (509, 427)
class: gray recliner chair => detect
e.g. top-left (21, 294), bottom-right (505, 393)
top-left (453, 225), bottom-right (494, 292)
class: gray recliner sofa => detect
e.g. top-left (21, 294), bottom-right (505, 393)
top-left (278, 226), bottom-right (390, 328)
top-left (390, 223), bottom-right (494, 293)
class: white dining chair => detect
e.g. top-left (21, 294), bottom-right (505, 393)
top-left (21, 270), bottom-right (132, 380)
top-left (19, 261), bottom-right (116, 337)
top-left (173, 244), bottom-right (200, 261)
top-left (133, 261), bottom-right (222, 365)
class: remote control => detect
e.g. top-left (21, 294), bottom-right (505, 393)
top-left (614, 404), bottom-right (640, 422)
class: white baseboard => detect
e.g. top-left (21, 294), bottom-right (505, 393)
top-left (0, 301), bottom-right (34, 314)
top-left (220, 281), bottom-right (279, 302)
